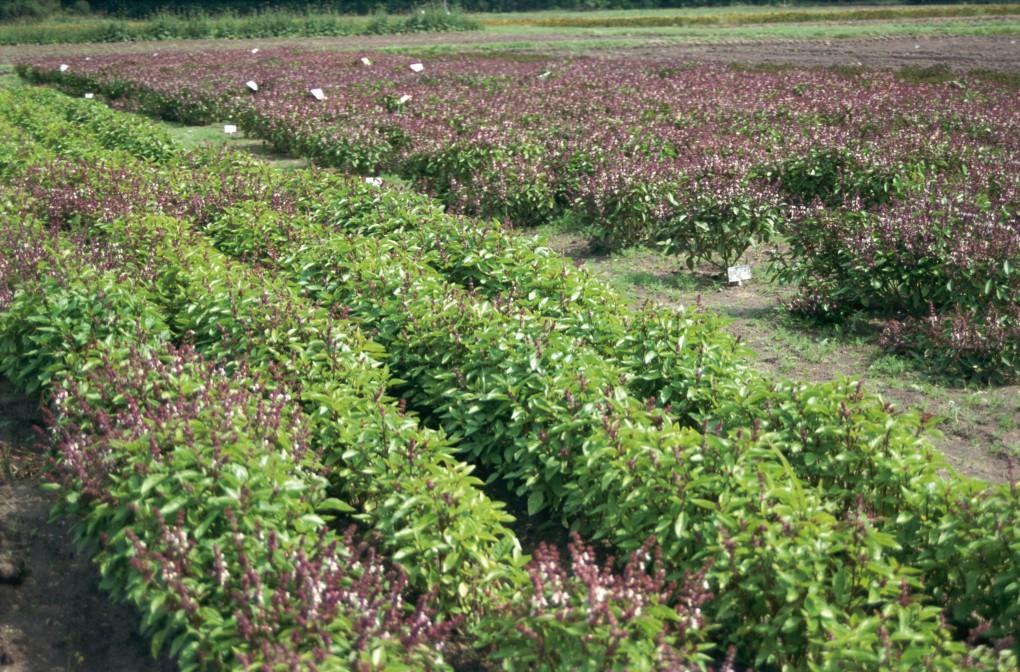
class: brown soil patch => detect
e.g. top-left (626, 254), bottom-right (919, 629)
top-left (0, 380), bottom-right (171, 672)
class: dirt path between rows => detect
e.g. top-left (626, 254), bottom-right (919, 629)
top-left (0, 381), bottom-right (170, 672)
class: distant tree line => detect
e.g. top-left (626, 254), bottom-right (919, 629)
top-left (0, 0), bottom-right (1004, 21)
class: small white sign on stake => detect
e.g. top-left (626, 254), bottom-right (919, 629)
top-left (84, 92), bottom-right (94, 99)
top-left (727, 264), bottom-right (753, 286)
top-left (251, 48), bottom-right (259, 54)
top-left (310, 88), bottom-right (325, 101)
top-left (223, 124), bottom-right (238, 135)
top-left (361, 57), bottom-right (372, 66)
top-left (365, 176), bottom-right (382, 187)
top-left (398, 94), bottom-right (412, 104)
top-left (246, 80), bottom-right (259, 92)
top-left (409, 62), bottom-right (424, 73)
top-left (59, 64), bottom-right (69, 72)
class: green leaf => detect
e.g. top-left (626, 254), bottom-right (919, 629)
top-left (140, 474), bottom-right (163, 496)
top-left (318, 498), bottom-right (355, 513)
top-left (673, 511), bottom-right (686, 539)
top-left (527, 490), bottom-right (544, 516)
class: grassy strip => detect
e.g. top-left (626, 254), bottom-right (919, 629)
top-left (0, 7), bottom-right (480, 46)
top-left (384, 21), bottom-right (1020, 48)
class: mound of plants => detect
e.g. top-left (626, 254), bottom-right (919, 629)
top-left (773, 156), bottom-right (1019, 382)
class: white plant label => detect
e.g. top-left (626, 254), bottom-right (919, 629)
top-left (246, 80), bottom-right (259, 92)
top-left (365, 176), bottom-right (382, 187)
top-left (409, 63), bottom-right (424, 73)
top-left (223, 124), bottom-right (237, 135)
top-left (538, 70), bottom-right (551, 80)
top-left (251, 48), bottom-right (259, 54)
top-left (59, 64), bottom-right (69, 72)
top-left (398, 94), bottom-right (412, 104)
top-left (84, 92), bottom-right (94, 99)
top-left (727, 264), bottom-right (753, 286)
top-left (310, 88), bottom-right (325, 101)
top-left (361, 57), bottom-right (372, 66)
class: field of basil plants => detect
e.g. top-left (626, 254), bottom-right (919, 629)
top-left (0, 46), bottom-right (1017, 672)
top-left (16, 48), bottom-right (1019, 384)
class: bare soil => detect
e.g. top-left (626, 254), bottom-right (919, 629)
top-left (0, 380), bottom-right (171, 672)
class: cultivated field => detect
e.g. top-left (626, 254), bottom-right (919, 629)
top-left (0, 9), bottom-right (1018, 672)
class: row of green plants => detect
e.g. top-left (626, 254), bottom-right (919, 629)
top-left (3, 156), bottom-right (721, 668)
top-left (0, 86), bottom-right (464, 667)
top-left (0, 83), bottom-right (742, 670)
top-left (93, 213), bottom-right (525, 610)
top-left (199, 171), bottom-right (1020, 669)
top-left (29, 124), bottom-right (1013, 666)
top-left (2, 83), bottom-right (1017, 669)
top-left (0, 93), bottom-right (519, 604)
top-left (0, 84), bottom-right (177, 176)
top-left (0, 217), bottom-right (462, 669)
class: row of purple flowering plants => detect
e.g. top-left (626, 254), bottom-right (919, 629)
top-left (1, 82), bottom-right (1018, 669)
top-left (16, 50), bottom-right (1019, 381)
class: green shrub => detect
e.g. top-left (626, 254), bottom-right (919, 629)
top-left (0, 0), bottom-right (59, 21)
